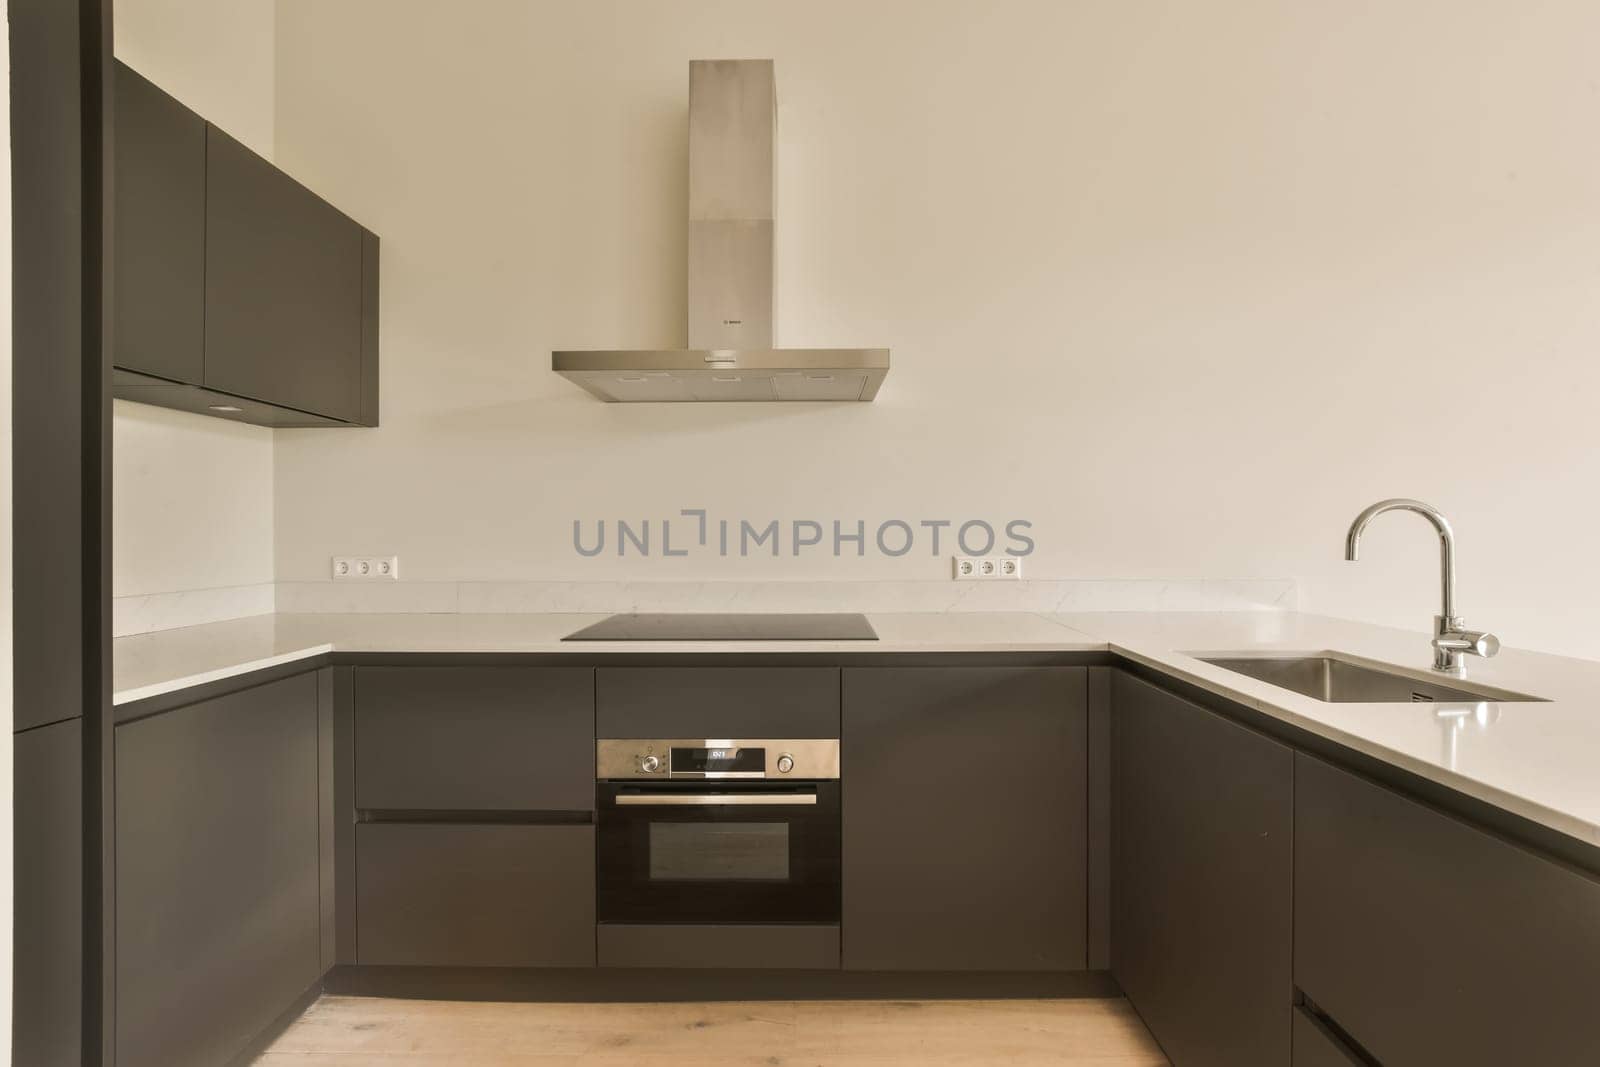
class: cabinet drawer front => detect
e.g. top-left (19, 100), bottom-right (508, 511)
top-left (356, 823), bottom-right (595, 967)
top-left (1294, 754), bottom-right (1600, 1067)
top-left (597, 667), bottom-right (838, 738)
top-left (356, 667), bottom-right (593, 811)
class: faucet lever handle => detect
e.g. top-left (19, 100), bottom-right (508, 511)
top-left (1433, 622), bottom-right (1500, 660)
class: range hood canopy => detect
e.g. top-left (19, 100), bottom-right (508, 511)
top-left (553, 60), bottom-right (889, 402)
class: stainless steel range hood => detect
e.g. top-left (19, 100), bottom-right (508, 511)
top-left (553, 60), bottom-right (889, 402)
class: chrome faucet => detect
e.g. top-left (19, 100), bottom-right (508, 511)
top-left (1344, 499), bottom-right (1499, 675)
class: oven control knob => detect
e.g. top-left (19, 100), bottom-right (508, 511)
top-left (776, 754), bottom-right (795, 774)
top-left (639, 755), bottom-right (661, 774)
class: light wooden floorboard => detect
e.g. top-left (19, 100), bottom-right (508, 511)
top-left (255, 994), bottom-right (1168, 1065)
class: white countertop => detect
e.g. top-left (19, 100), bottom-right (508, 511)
top-left (111, 611), bottom-right (1099, 703)
top-left (114, 610), bottom-right (1600, 851)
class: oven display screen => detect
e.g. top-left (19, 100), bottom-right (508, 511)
top-left (673, 746), bottom-right (765, 774)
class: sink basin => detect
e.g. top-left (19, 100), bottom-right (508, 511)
top-left (1195, 654), bottom-right (1543, 704)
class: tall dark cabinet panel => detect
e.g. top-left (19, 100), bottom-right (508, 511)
top-left (116, 675), bottom-right (323, 1067)
top-left (112, 61), bottom-right (204, 384)
top-left (841, 667), bottom-right (1088, 971)
top-left (12, 0), bottom-right (96, 739)
top-left (1295, 753), bottom-right (1600, 1067)
top-left (13, 0), bottom-right (111, 1058)
top-left (204, 126), bottom-right (365, 422)
top-left (1110, 671), bottom-right (1293, 1067)
top-left (14, 721), bottom-right (85, 1067)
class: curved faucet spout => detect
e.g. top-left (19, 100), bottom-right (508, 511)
top-left (1344, 498), bottom-right (1456, 620)
top-left (1343, 498), bottom-right (1493, 674)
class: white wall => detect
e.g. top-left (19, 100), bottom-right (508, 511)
top-left (111, 401), bottom-right (275, 597)
top-left (267, 0), bottom-right (1600, 659)
top-left (113, 0), bottom-right (275, 157)
top-left (111, 1), bottom-right (278, 622)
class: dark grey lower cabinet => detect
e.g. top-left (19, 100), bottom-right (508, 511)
top-left (356, 823), bottom-right (595, 967)
top-left (841, 667), bottom-right (1087, 971)
top-left (1294, 753), bottom-right (1600, 1067)
top-left (116, 674), bottom-right (322, 1067)
top-left (14, 719), bottom-right (83, 1067)
top-left (1110, 672), bottom-right (1292, 1067)
top-left (355, 666), bottom-right (594, 812)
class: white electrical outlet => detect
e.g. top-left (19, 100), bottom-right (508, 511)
top-left (333, 555), bottom-right (399, 580)
top-left (953, 556), bottom-right (1022, 580)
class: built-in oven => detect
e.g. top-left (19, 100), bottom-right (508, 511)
top-left (596, 739), bottom-right (841, 925)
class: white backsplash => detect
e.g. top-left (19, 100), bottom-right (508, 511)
top-left (113, 582), bottom-right (277, 637)
top-left (272, 578), bottom-right (1297, 616)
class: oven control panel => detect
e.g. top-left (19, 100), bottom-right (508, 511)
top-left (597, 738), bottom-right (840, 780)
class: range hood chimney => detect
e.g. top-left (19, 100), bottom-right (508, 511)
top-left (553, 60), bottom-right (889, 402)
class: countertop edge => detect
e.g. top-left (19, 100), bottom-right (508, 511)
top-left (112, 643), bottom-right (335, 706)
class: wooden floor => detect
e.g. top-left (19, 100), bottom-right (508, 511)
top-left (256, 994), bottom-right (1168, 1065)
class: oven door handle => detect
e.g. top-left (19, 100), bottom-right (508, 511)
top-left (613, 793), bottom-right (817, 806)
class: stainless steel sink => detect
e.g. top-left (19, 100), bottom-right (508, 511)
top-left (1195, 654), bottom-right (1543, 703)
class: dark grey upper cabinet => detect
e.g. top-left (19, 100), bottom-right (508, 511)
top-left (113, 61), bottom-right (205, 384)
top-left (116, 674), bottom-right (322, 1067)
top-left (356, 666), bottom-right (594, 811)
top-left (841, 667), bottom-right (1088, 971)
top-left (110, 61), bottom-right (379, 427)
top-left (1295, 753), bottom-right (1600, 1067)
top-left (205, 126), bottom-right (366, 423)
top-left (1110, 671), bottom-right (1293, 1067)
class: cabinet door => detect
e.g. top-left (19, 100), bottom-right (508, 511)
top-left (204, 126), bottom-right (364, 421)
top-left (842, 666), bottom-right (1087, 971)
top-left (356, 823), bottom-right (595, 967)
top-left (1110, 671), bottom-right (1292, 1067)
top-left (113, 61), bottom-right (205, 383)
top-left (1295, 753), bottom-right (1600, 1067)
top-left (116, 674), bottom-right (322, 1067)
top-left (356, 666), bottom-right (593, 811)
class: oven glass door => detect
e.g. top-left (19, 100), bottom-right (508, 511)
top-left (597, 780), bottom-right (841, 924)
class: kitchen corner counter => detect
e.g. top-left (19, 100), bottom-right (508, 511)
top-left (113, 609), bottom-right (1600, 852)
top-left (1050, 610), bottom-right (1600, 851)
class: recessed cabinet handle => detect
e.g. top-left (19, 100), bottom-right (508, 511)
top-left (614, 793), bottom-right (817, 806)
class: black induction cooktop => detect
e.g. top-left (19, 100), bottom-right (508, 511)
top-left (562, 612), bottom-right (878, 642)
